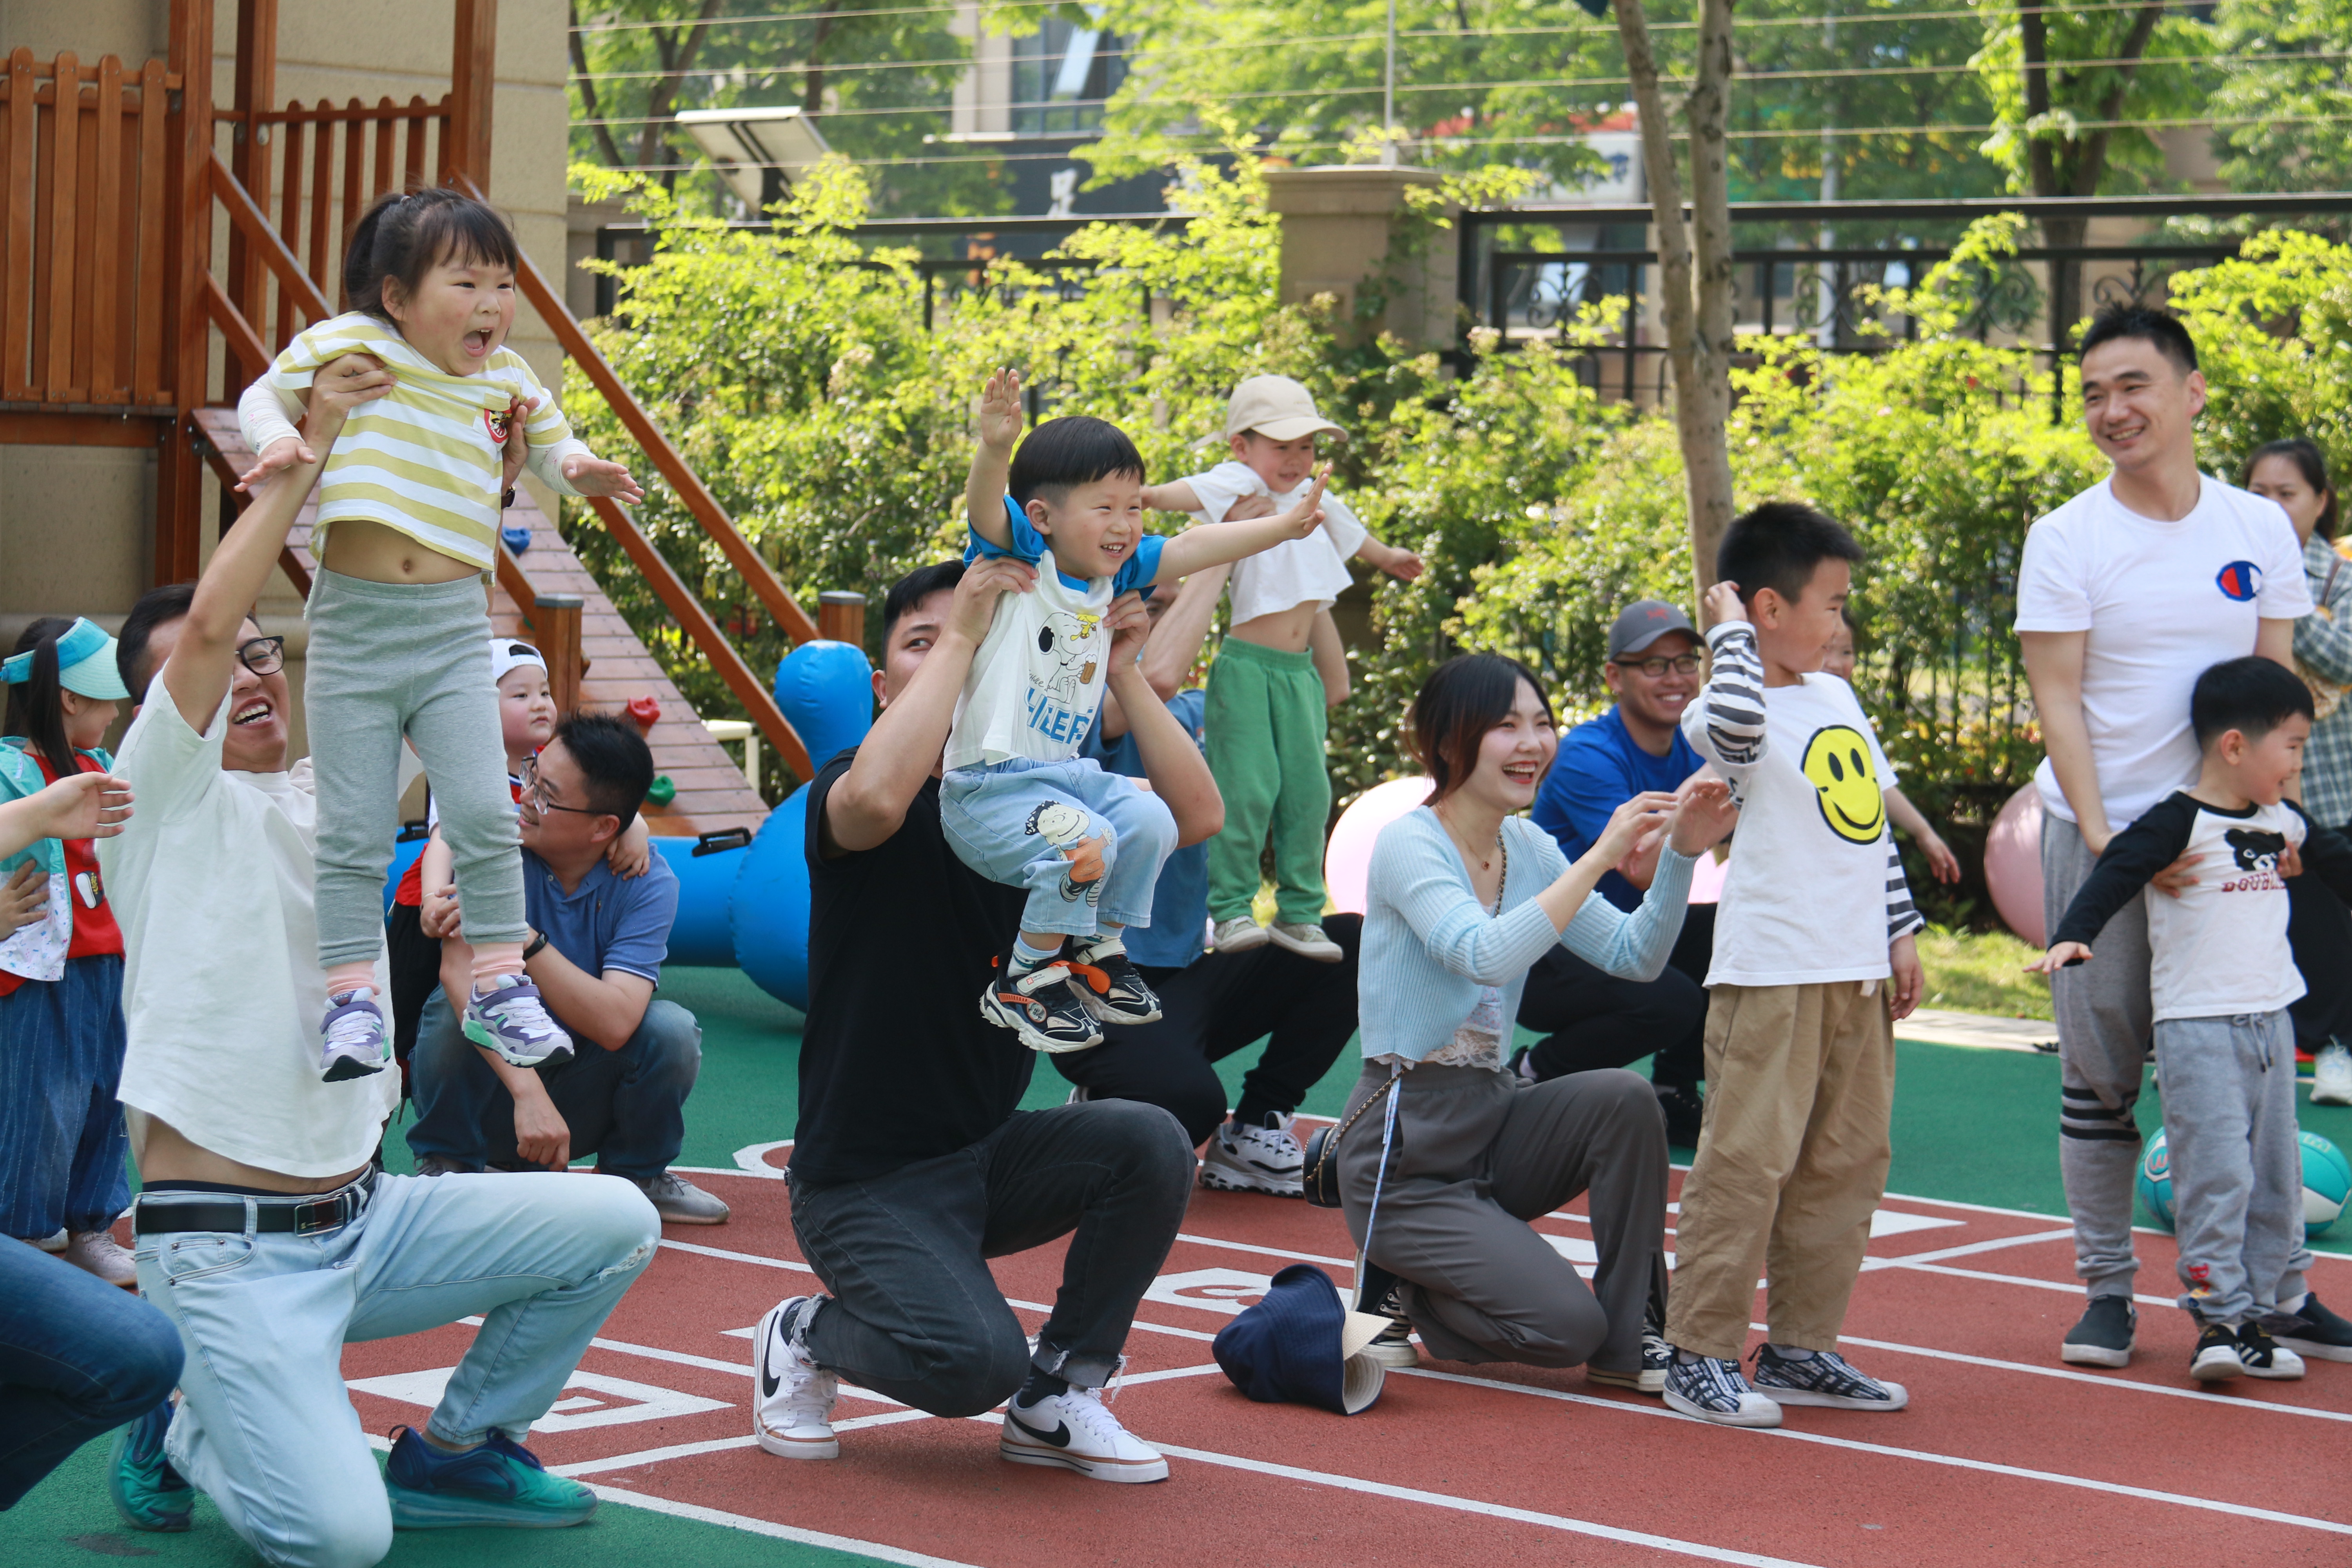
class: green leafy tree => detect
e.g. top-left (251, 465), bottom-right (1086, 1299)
top-left (2208, 0), bottom-right (2352, 195)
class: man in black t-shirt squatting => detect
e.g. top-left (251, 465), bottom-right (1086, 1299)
top-left (752, 557), bottom-right (1213, 1483)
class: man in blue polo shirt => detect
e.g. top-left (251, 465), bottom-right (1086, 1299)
top-left (408, 712), bottom-right (725, 1224)
top-left (1520, 599), bottom-right (1716, 1143)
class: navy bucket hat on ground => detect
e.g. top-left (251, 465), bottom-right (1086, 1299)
top-left (1212, 1265), bottom-right (1390, 1415)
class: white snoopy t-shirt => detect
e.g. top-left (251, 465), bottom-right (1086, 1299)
top-left (945, 502), bottom-right (1166, 771)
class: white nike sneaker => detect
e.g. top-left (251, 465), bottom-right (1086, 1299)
top-left (2315, 1042), bottom-right (2352, 1107)
top-left (1000, 1384), bottom-right (1169, 1483)
top-left (753, 1296), bottom-right (839, 1459)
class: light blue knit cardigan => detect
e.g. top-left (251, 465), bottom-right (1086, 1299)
top-left (1357, 807), bottom-right (1695, 1063)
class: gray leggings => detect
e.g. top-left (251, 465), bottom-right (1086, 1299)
top-left (307, 569), bottom-right (525, 970)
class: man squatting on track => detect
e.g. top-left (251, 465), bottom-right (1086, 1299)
top-left (98, 362), bottom-right (660, 1566)
top-left (752, 553), bottom-right (1209, 1483)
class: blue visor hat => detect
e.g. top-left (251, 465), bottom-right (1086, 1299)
top-left (0, 617), bottom-right (129, 701)
top-left (1211, 1265), bottom-right (1389, 1416)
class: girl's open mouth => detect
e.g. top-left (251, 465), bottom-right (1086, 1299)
top-left (463, 328), bottom-right (494, 358)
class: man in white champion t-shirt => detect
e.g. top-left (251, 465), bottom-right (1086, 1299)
top-left (95, 365), bottom-right (659, 1566)
top-left (2015, 303), bottom-right (2310, 1372)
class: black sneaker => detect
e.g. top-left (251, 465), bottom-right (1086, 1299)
top-left (1357, 1261), bottom-right (1418, 1368)
top-left (1590, 1297), bottom-right (1670, 1394)
top-left (2190, 1320), bottom-right (2245, 1382)
top-left (1655, 1084), bottom-right (1704, 1146)
top-left (1750, 1343), bottom-right (1909, 1410)
top-left (2267, 1292), bottom-right (2352, 1362)
top-left (2060, 1294), bottom-right (2136, 1368)
top-left (2235, 1320), bottom-right (2306, 1381)
top-left (979, 951), bottom-right (1103, 1053)
top-left (1063, 935), bottom-right (1163, 1026)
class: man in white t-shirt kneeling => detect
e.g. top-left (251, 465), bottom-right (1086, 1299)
top-left (2015, 304), bottom-right (2311, 1370)
top-left (96, 377), bottom-right (659, 1568)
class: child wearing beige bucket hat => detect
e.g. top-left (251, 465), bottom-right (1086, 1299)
top-left (1142, 376), bottom-right (1423, 962)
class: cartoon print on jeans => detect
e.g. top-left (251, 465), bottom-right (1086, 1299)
top-left (1026, 800), bottom-right (1107, 905)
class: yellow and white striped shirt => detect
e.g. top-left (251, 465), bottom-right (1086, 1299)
top-left (238, 312), bottom-right (587, 570)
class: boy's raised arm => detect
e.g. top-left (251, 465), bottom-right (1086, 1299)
top-left (1140, 479), bottom-right (1203, 515)
top-left (1153, 474), bottom-right (1327, 584)
top-left (1682, 583), bottom-right (1769, 784)
top-left (965, 368), bottom-right (1025, 552)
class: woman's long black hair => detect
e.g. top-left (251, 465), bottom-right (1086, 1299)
top-left (5, 617), bottom-right (87, 780)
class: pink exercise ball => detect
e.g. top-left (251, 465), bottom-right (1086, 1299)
top-left (1985, 783), bottom-right (2047, 948)
top-left (1325, 776), bottom-right (1435, 915)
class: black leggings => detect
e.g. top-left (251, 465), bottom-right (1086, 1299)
top-left (1514, 904), bottom-right (1713, 1090)
top-left (2288, 849), bottom-right (2352, 1050)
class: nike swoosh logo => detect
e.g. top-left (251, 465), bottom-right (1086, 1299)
top-left (760, 1329), bottom-right (782, 1401)
top-left (1006, 1410), bottom-right (1072, 1448)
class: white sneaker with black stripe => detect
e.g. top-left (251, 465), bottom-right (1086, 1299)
top-left (1200, 1112), bottom-right (1305, 1197)
top-left (1750, 1343), bottom-right (1908, 1410)
top-left (1662, 1351), bottom-right (1782, 1428)
top-left (1000, 1384), bottom-right (1168, 1483)
top-left (753, 1296), bottom-right (839, 1459)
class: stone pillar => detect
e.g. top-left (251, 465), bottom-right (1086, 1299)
top-left (1263, 166), bottom-right (1459, 351)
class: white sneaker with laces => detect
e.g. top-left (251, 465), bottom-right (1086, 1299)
top-left (1267, 921), bottom-right (1343, 962)
top-left (1200, 1113), bottom-right (1305, 1197)
top-left (753, 1296), bottom-right (839, 1459)
top-left (2316, 1042), bottom-right (2352, 1107)
top-left (1000, 1384), bottom-right (1169, 1483)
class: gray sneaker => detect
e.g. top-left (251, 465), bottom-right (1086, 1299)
top-left (411, 1155), bottom-right (480, 1178)
top-left (630, 1171), bottom-right (730, 1225)
top-left (1211, 917), bottom-right (1270, 955)
top-left (1267, 922), bottom-right (1343, 962)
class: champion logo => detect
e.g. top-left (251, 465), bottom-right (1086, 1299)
top-left (2216, 560), bottom-right (2261, 601)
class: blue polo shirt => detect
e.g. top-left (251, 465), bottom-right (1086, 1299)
top-left (524, 844), bottom-right (679, 992)
top-left (1078, 689), bottom-right (1208, 969)
top-left (1532, 705), bottom-right (1703, 913)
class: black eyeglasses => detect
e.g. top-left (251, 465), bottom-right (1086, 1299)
top-left (1612, 652), bottom-right (1702, 678)
top-left (519, 755), bottom-right (601, 818)
top-left (236, 636), bottom-right (286, 676)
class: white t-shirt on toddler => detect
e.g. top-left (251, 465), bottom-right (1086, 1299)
top-left (2013, 475), bottom-right (2308, 831)
top-left (1181, 460), bottom-right (1370, 626)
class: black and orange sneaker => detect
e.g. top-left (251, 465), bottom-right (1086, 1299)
top-left (980, 948), bottom-right (1103, 1053)
top-left (1062, 933), bottom-right (1163, 1026)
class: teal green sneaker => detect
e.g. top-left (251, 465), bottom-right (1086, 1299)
top-left (382, 1425), bottom-right (597, 1529)
top-left (109, 1401), bottom-right (194, 1532)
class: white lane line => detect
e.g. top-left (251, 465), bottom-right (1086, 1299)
top-left (1860, 1228), bottom-right (2079, 1271)
top-left (554, 1412), bottom-right (939, 1477)
top-left (1142, 1442), bottom-right (1831, 1568)
top-left (1826, 1331), bottom-right (2352, 1427)
top-left (1394, 1367), bottom-right (2352, 1535)
top-left (588, 1484), bottom-right (989, 1568)
top-left (1175, 1231), bottom-right (1356, 1269)
top-left (584, 1336), bottom-right (750, 1377)
top-left (660, 1237), bottom-right (817, 1272)
top-left (1889, 1259), bottom-right (2178, 1309)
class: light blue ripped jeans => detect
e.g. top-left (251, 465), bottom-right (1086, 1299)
top-left (941, 755), bottom-right (1178, 940)
top-left (134, 1170), bottom-right (658, 1568)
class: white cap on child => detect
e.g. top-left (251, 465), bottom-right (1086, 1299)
top-left (1223, 375), bottom-right (1346, 441)
top-left (490, 638), bottom-right (547, 685)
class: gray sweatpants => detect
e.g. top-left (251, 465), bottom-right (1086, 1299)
top-left (2042, 811), bottom-right (2152, 1299)
top-left (1334, 1061), bottom-right (1668, 1376)
top-left (307, 569), bottom-right (526, 969)
top-left (2154, 1012), bottom-right (2312, 1324)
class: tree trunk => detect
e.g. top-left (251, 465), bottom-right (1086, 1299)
top-left (1616, 0), bottom-right (1738, 596)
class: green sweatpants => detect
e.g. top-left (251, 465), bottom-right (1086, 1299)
top-left (1205, 637), bottom-right (1331, 925)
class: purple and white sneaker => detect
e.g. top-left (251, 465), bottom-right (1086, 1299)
top-left (320, 988), bottom-right (391, 1082)
top-left (462, 974), bottom-right (574, 1068)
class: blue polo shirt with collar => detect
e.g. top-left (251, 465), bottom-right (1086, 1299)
top-left (1532, 705), bottom-right (1703, 913)
top-left (524, 844), bottom-right (679, 989)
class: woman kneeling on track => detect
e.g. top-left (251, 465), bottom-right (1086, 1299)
top-left (1335, 653), bottom-right (1736, 1390)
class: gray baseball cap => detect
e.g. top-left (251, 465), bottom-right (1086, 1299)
top-left (1606, 600), bottom-right (1698, 662)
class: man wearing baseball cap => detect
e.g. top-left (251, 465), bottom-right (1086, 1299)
top-left (1520, 599), bottom-right (1718, 1142)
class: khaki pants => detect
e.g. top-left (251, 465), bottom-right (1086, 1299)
top-left (1664, 981), bottom-right (1894, 1360)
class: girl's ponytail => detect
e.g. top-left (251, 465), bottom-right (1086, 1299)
top-left (4, 618), bottom-right (81, 781)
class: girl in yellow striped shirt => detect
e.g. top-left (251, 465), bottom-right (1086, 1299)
top-left (236, 188), bottom-right (641, 1082)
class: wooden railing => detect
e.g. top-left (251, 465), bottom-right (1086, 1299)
top-left (0, 49), bottom-right (176, 408)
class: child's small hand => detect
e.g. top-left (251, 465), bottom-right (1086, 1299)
top-left (1273, 473), bottom-right (1328, 539)
top-left (1918, 828), bottom-right (1962, 885)
top-left (28, 770), bottom-right (133, 842)
top-left (977, 367), bottom-right (1025, 455)
top-left (2026, 940), bottom-right (2092, 975)
top-left (419, 887), bottom-right (463, 942)
top-left (1888, 932), bottom-right (1923, 1021)
top-left (605, 815), bottom-right (652, 879)
top-left (561, 453), bottom-right (645, 505)
top-left (1380, 547), bottom-right (1425, 582)
top-left (238, 436), bottom-right (314, 493)
top-left (501, 394), bottom-right (540, 491)
top-left (1700, 579), bottom-right (1747, 630)
top-left (1102, 590), bottom-right (1154, 673)
top-left (0, 862), bottom-right (46, 938)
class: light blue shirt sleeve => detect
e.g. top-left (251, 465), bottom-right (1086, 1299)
top-left (1559, 843), bottom-right (1696, 981)
top-left (965, 495), bottom-right (1047, 565)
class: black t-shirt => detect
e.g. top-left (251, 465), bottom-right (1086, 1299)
top-left (790, 749), bottom-right (1033, 1188)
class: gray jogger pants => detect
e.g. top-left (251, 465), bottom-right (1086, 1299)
top-left (307, 569), bottom-right (526, 969)
top-left (2042, 811), bottom-right (2152, 1299)
top-left (1334, 1061), bottom-right (1668, 1376)
top-left (2154, 1012), bottom-right (2312, 1324)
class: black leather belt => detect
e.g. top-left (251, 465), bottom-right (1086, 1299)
top-left (134, 1174), bottom-right (375, 1237)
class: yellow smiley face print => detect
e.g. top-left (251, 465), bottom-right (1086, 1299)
top-left (1801, 725), bottom-right (1885, 843)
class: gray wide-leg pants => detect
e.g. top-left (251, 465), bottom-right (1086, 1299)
top-left (2155, 1011), bottom-right (2312, 1323)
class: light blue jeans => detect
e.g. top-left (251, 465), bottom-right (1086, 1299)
top-left (134, 1170), bottom-right (658, 1568)
top-left (941, 756), bottom-right (1178, 940)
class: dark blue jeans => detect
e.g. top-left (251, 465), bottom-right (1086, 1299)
top-left (0, 953), bottom-right (130, 1238)
top-left (405, 994), bottom-right (700, 1180)
top-left (0, 1238), bottom-right (181, 1509)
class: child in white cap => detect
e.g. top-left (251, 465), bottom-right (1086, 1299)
top-left (1143, 376), bottom-right (1423, 960)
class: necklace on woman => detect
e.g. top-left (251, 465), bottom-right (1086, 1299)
top-left (1436, 803), bottom-right (1504, 877)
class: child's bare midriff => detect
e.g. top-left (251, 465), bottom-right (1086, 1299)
top-left (319, 517), bottom-right (482, 584)
top-left (1227, 603), bottom-right (1319, 653)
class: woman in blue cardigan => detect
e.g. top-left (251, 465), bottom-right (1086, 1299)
top-left (1338, 652), bottom-right (1735, 1390)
